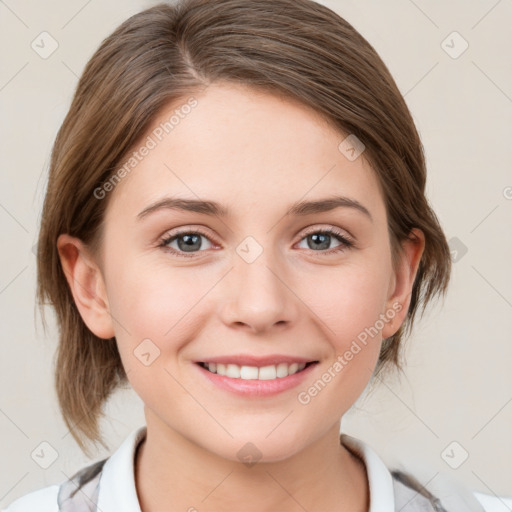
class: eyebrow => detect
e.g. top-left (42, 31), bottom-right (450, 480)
top-left (136, 195), bottom-right (373, 222)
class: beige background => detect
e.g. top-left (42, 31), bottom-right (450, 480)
top-left (1, 0), bottom-right (511, 507)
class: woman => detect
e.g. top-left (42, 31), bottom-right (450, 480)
top-left (4, 0), bottom-right (507, 510)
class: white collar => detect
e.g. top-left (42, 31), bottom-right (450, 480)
top-left (96, 426), bottom-right (146, 512)
top-left (97, 426), bottom-right (395, 511)
top-left (340, 433), bottom-right (395, 511)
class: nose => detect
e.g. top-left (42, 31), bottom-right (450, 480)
top-left (219, 249), bottom-right (300, 334)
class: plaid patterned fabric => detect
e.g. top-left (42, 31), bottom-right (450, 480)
top-left (57, 459), bottom-right (475, 511)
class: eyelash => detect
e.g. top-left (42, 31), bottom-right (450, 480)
top-left (159, 226), bottom-right (354, 259)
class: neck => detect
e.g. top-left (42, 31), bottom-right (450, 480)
top-left (135, 415), bottom-right (368, 512)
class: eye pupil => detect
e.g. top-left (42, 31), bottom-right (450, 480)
top-left (308, 233), bottom-right (330, 250)
top-left (178, 234), bottom-right (202, 252)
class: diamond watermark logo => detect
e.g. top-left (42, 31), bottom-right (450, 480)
top-left (134, 338), bottom-right (161, 366)
top-left (441, 441), bottom-right (469, 469)
top-left (441, 31), bottom-right (469, 59)
top-left (237, 442), bottom-right (263, 468)
top-left (448, 236), bottom-right (468, 263)
top-left (338, 134), bottom-right (365, 161)
top-left (236, 236), bottom-right (263, 264)
top-left (31, 441), bottom-right (59, 469)
top-left (31, 31), bottom-right (59, 59)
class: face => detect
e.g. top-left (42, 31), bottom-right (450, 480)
top-left (60, 82), bottom-right (423, 462)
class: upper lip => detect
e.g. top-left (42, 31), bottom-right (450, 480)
top-left (196, 355), bottom-right (318, 366)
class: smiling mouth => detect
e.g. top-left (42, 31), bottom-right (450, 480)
top-left (197, 361), bottom-right (318, 380)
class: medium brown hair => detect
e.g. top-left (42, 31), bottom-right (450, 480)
top-left (36, 0), bottom-right (451, 455)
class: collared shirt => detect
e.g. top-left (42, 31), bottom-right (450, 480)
top-left (2, 426), bottom-right (510, 511)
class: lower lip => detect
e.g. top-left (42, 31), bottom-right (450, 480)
top-left (196, 362), bottom-right (318, 397)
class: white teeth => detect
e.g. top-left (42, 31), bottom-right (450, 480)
top-left (258, 365), bottom-right (277, 380)
top-left (288, 363), bottom-right (299, 374)
top-left (240, 366), bottom-right (259, 379)
top-left (225, 364), bottom-right (241, 378)
top-left (203, 361), bottom-right (310, 379)
top-left (276, 363), bottom-right (289, 378)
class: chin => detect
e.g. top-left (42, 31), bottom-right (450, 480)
top-left (214, 428), bottom-right (313, 465)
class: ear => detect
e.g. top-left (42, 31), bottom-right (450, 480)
top-left (381, 228), bottom-right (425, 339)
top-left (57, 234), bottom-right (115, 339)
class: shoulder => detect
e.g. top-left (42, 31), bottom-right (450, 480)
top-left (2, 458), bottom-right (107, 512)
top-left (473, 491), bottom-right (512, 512)
top-left (1, 484), bottom-right (60, 512)
top-left (392, 469), bottom-right (512, 512)
top-left (3, 426), bottom-right (145, 512)
top-left (340, 432), bottom-right (511, 512)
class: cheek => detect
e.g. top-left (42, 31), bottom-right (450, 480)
top-left (294, 267), bottom-right (386, 420)
top-left (300, 261), bottom-right (390, 342)
top-left (105, 262), bottom-right (210, 364)
top-left (107, 268), bottom-right (209, 411)
top-left (295, 260), bottom-right (389, 399)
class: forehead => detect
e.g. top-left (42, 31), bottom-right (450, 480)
top-left (105, 82), bottom-right (385, 223)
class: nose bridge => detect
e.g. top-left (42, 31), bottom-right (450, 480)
top-left (220, 237), bottom-right (298, 332)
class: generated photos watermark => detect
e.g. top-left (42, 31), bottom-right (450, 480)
top-left (297, 301), bottom-right (403, 405)
top-left (93, 97), bottom-right (198, 200)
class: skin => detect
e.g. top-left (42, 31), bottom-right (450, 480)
top-left (58, 82), bottom-right (424, 512)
